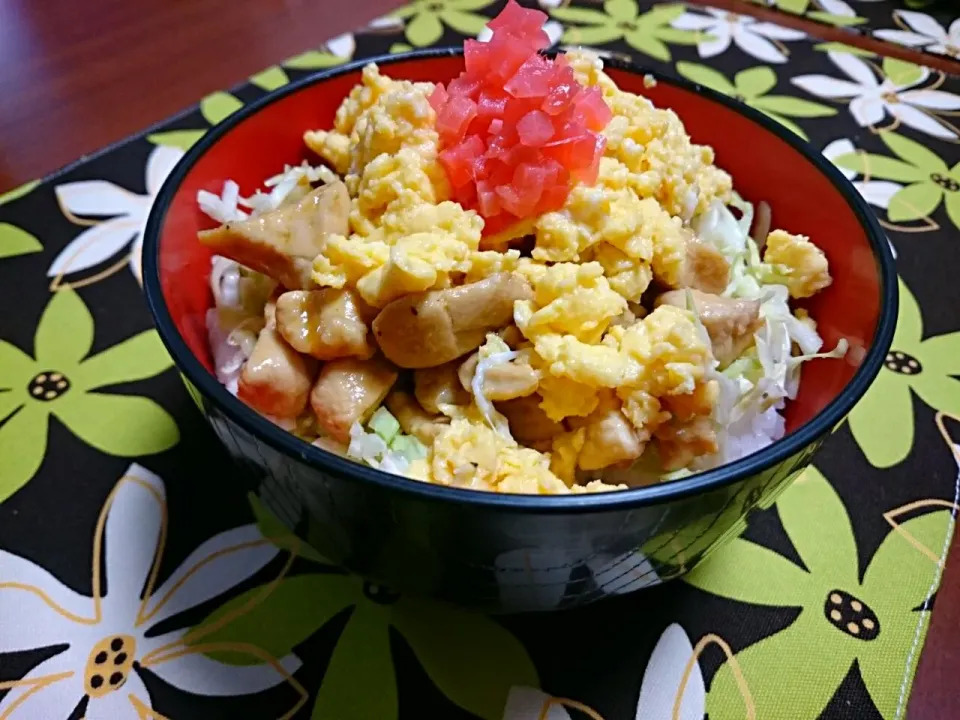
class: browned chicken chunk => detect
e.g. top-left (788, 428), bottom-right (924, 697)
top-left (458, 352), bottom-right (539, 401)
top-left (657, 289), bottom-right (761, 366)
top-left (655, 416), bottom-right (718, 471)
top-left (238, 326), bottom-right (318, 418)
top-left (678, 236), bottom-right (730, 294)
top-left (385, 390), bottom-right (450, 444)
top-left (198, 181), bottom-right (350, 290)
top-left (310, 356), bottom-right (398, 442)
top-left (275, 288), bottom-right (376, 361)
top-left (497, 395), bottom-right (565, 445)
top-left (372, 272), bottom-right (533, 369)
top-left (414, 363), bottom-right (470, 414)
top-left (568, 395), bottom-right (646, 471)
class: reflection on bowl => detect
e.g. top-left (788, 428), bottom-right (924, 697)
top-left (143, 49), bottom-right (896, 612)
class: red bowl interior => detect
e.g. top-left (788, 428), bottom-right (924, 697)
top-left (158, 54), bottom-right (882, 435)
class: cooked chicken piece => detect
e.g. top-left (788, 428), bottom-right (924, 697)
top-left (385, 390), bottom-right (449, 444)
top-left (414, 363), bottom-right (470, 415)
top-left (275, 288), bottom-right (376, 361)
top-left (312, 436), bottom-right (348, 456)
top-left (457, 353), bottom-right (479, 393)
top-left (655, 416), bottom-right (718, 471)
top-left (678, 236), bottom-right (730, 294)
top-left (198, 181), bottom-right (350, 290)
top-left (497, 395), bottom-right (564, 445)
top-left (661, 381), bottom-right (719, 422)
top-left (309, 356), bottom-right (398, 442)
top-left (498, 325), bottom-right (524, 349)
top-left (569, 397), bottom-right (646, 471)
top-left (481, 362), bottom-right (540, 401)
top-left (238, 326), bottom-right (318, 418)
top-left (656, 289), bottom-right (761, 366)
top-left (372, 272), bottom-right (533, 369)
top-left (458, 351), bottom-right (539, 401)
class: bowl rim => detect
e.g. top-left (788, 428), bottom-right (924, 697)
top-left (143, 46), bottom-right (897, 513)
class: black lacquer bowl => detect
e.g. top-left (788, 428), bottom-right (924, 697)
top-left (143, 49), bottom-right (896, 612)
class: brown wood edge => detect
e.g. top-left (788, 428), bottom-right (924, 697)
top-left (689, 0), bottom-right (960, 74)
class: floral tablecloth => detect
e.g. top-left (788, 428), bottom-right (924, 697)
top-left (2, 1), bottom-right (960, 718)
top-left (745, 0), bottom-right (959, 63)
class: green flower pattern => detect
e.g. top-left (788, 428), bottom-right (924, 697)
top-left (392, 0), bottom-right (494, 47)
top-left (192, 504), bottom-right (537, 720)
top-left (835, 132), bottom-right (960, 231)
top-left (0, 223), bottom-right (42, 260)
top-left (552, 1), bottom-right (701, 62)
top-left (2, 2), bottom-right (960, 719)
top-left (0, 289), bottom-right (179, 502)
top-left (676, 63), bottom-right (836, 140)
top-left (847, 276), bottom-right (960, 468)
top-left (688, 467), bottom-right (953, 719)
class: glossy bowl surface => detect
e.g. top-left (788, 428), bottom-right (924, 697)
top-left (143, 49), bottom-right (896, 611)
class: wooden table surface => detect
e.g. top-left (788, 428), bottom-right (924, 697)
top-left (1, 0), bottom-right (957, 717)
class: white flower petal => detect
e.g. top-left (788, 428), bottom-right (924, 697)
top-left (829, 51), bottom-right (879, 89)
top-left (0, 551), bottom-right (90, 653)
top-left (495, 549), bottom-right (572, 611)
top-left (901, 89), bottom-right (960, 111)
top-left (822, 138), bottom-right (857, 180)
top-left (890, 103), bottom-right (958, 139)
top-left (818, 0), bottom-right (856, 17)
top-left (102, 464), bottom-right (166, 620)
top-left (146, 650), bottom-right (301, 696)
top-left (873, 29), bottom-right (936, 48)
top-left (635, 624), bottom-right (705, 720)
top-left (366, 15), bottom-right (403, 31)
top-left (85, 669), bottom-right (152, 720)
top-left (590, 552), bottom-right (661, 595)
top-left (325, 32), bottom-right (355, 59)
top-left (55, 180), bottom-right (146, 218)
top-left (503, 687), bottom-right (573, 720)
top-left (543, 21), bottom-right (563, 47)
top-left (750, 22), bottom-right (806, 41)
top-left (792, 75), bottom-right (864, 99)
top-left (855, 180), bottom-right (904, 209)
top-left (949, 18), bottom-right (960, 47)
top-left (145, 146), bottom-right (185, 196)
top-left (670, 13), bottom-right (717, 31)
top-left (142, 524), bottom-right (279, 626)
top-left (734, 29), bottom-right (787, 64)
top-left (895, 10), bottom-right (947, 42)
top-left (0, 651), bottom-right (84, 719)
top-left (697, 30), bottom-right (731, 59)
top-left (128, 231), bottom-right (145, 285)
top-left (46, 217), bottom-right (139, 279)
top-left (850, 96), bottom-right (885, 127)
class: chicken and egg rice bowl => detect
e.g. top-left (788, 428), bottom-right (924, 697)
top-left (196, 2), bottom-right (845, 495)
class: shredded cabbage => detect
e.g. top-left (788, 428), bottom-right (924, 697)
top-left (471, 334), bottom-right (517, 440)
top-left (683, 200), bottom-right (849, 473)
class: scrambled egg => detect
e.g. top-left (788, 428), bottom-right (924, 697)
top-left (430, 418), bottom-right (568, 494)
top-left (566, 49), bottom-right (733, 220)
top-left (763, 230), bottom-right (832, 299)
top-left (305, 64), bottom-right (440, 194)
top-left (295, 54), bottom-right (752, 493)
top-left (307, 67), bottom-right (510, 309)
